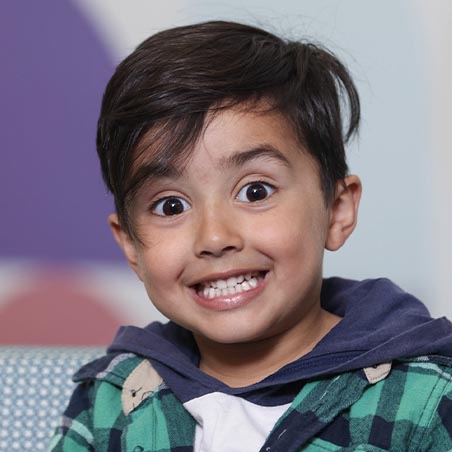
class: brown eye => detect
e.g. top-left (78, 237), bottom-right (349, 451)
top-left (236, 182), bottom-right (275, 203)
top-left (152, 197), bottom-right (190, 216)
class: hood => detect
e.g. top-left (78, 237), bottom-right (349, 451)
top-left (107, 278), bottom-right (452, 402)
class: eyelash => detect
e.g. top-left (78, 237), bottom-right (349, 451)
top-left (150, 181), bottom-right (276, 217)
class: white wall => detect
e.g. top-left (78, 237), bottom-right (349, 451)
top-left (414, 0), bottom-right (452, 315)
top-left (75, 0), bottom-right (452, 317)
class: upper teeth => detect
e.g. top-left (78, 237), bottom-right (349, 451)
top-left (202, 273), bottom-right (254, 289)
top-left (199, 272), bottom-right (262, 299)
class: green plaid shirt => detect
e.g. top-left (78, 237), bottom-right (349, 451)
top-left (48, 353), bottom-right (452, 451)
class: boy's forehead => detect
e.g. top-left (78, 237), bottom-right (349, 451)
top-left (137, 144), bottom-right (292, 179)
top-left (127, 103), bottom-right (305, 191)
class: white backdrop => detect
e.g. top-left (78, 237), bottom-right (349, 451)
top-left (73, 0), bottom-right (452, 317)
top-left (1, 1), bottom-right (450, 341)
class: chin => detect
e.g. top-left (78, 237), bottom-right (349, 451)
top-left (194, 323), bottom-right (274, 346)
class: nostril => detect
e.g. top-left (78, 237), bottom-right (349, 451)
top-left (194, 216), bottom-right (244, 257)
top-left (222, 245), bottom-right (238, 253)
top-left (199, 244), bottom-right (239, 258)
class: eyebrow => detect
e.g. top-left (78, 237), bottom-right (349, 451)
top-left (136, 161), bottom-right (182, 181)
top-left (219, 145), bottom-right (291, 169)
top-left (131, 144), bottom-right (291, 192)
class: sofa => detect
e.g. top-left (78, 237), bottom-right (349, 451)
top-left (0, 346), bottom-right (104, 450)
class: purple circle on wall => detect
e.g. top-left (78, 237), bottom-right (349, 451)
top-left (1, 0), bottom-right (122, 261)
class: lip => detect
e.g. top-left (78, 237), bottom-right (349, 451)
top-left (189, 270), bottom-right (268, 311)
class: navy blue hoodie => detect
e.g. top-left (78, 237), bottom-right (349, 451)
top-left (104, 278), bottom-right (452, 406)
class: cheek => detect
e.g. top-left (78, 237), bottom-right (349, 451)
top-left (137, 235), bottom-right (189, 290)
top-left (252, 208), bottom-right (328, 259)
top-left (138, 245), bottom-right (185, 319)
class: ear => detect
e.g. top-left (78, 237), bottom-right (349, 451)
top-left (325, 175), bottom-right (362, 251)
top-left (108, 214), bottom-right (143, 281)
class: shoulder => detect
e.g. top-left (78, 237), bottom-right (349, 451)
top-left (71, 350), bottom-right (166, 413)
top-left (353, 357), bottom-right (452, 450)
top-left (50, 351), bottom-right (196, 451)
top-left (304, 358), bottom-right (452, 451)
top-left (379, 355), bottom-right (452, 390)
top-left (395, 357), bottom-right (452, 448)
top-left (381, 356), bottom-right (452, 411)
top-left (73, 351), bottom-right (144, 386)
top-left (49, 352), bottom-right (161, 451)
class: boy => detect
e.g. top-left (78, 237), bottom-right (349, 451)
top-left (50, 21), bottom-right (452, 451)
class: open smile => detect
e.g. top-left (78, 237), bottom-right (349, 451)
top-left (195, 271), bottom-right (266, 299)
top-left (190, 270), bottom-right (268, 310)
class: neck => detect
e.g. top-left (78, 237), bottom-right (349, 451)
top-left (195, 308), bottom-right (340, 388)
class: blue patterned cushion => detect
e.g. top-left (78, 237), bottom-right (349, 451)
top-left (0, 346), bottom-right (104, 451)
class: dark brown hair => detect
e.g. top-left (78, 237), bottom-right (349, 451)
top-left (97, 20), bottom-right (360, 238)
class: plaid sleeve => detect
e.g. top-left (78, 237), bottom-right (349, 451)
top-left (47, 353), bottom-right (196, 452)
top-left (418, 378), bottom-right (452, 451)
top-left (47, 382), bottom-right (95, 451)
top-left (262, 358), bottom-right (452, 451)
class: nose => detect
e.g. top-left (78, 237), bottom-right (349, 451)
top-left (194, 204), bottom-right (244, 258)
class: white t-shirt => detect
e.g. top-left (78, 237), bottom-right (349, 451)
top-left (184, 391), bottom-right (290, 452)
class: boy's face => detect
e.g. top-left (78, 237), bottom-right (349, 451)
top-left (111, 106), bottom-right (360, 348)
